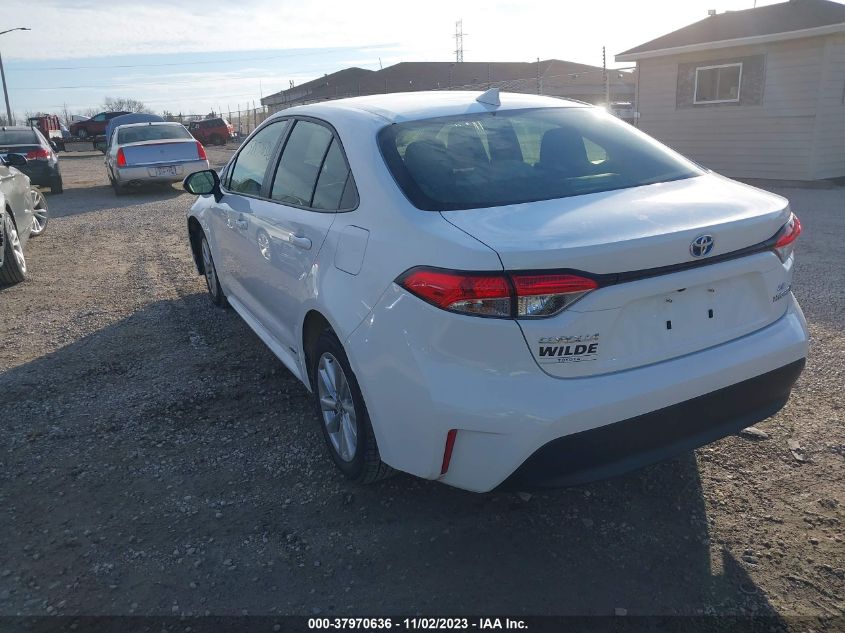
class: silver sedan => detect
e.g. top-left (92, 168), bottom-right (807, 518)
top-left (105, 122), bottom-right (209, 195)
top-left (0, 153), bottom-right (48, 285)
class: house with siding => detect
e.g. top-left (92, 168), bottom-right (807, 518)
top-left (617, 0), bottom-right (845, 181)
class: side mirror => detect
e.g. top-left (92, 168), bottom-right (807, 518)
top-left (184, 169), bottom-right (222, 202)
top-left (3, 153), bottom-right (28, 167)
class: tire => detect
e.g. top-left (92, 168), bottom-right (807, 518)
top-left (29, 189), bottom-right (49, 237)
top-left (112, 178), bottom-right (125, 196)
top-left (200, 235), bottom-right (226, 307)
top-left (50, 176), bottom-right (63, 195)
top-left (0, 212), bottom-right (28, 285)
top-left (310, 329), bottom-right (393, 484)
top-left (77, 128), bottom-right (89, 139)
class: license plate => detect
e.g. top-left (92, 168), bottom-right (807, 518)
top-left (155, 165), bottom-right (178, 176)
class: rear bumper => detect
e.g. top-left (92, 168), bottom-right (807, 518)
top-left (115, 160), bottom-right (209, 185)
top-left (346, 287), bottom-right (809, 492)
top-left (501, 358), bottom-right (804, 489)
top-left (19, 161), bottom-right (60, 187)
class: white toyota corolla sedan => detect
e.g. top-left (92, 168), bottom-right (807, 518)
top-left (183, 90), bottom-right (808, 493)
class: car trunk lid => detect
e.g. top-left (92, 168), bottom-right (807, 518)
top-left (440, 174), bottom-right (794, 378)
top-left (120, 140), bottom-right (201, 166)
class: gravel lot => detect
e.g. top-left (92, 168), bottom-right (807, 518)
top-left (0, 149), bottom-right (842, 626)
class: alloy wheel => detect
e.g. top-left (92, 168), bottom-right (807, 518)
top-left (317, 352), bottom-right (358, 462)
top-left (8, 220), bottom-right (26, 274)
top-left (30, 190), bottom-right (48, 236)
top-left (201, 238), bottom-right (218, 298)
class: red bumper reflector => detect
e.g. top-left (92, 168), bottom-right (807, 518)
top-left (440, 429), bottom-right (458, 475)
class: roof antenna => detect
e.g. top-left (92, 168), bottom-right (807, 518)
top-left (476, 87), bottom-right (500, 106)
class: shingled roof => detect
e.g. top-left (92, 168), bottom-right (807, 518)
top-left (262, 60), bottom-right (634, 108)
top-left (617, 0), bottom-right (845, 60)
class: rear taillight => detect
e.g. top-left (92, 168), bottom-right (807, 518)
top-left (25, 148), bottom-right (50, 160)
top-left (399, 269), bottom-right (511, 317)
top-left (116, 148), bottom-right (127, 167)
top-left (511, 273), bottom-right (599, 318)
top-left (196, 142), bottom-right (207, 161)
top-left (773, 214), bottom-right (801, 262)
top-left (398, 267), bottom-right (599, 318)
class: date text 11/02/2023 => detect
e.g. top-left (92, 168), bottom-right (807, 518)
top-left (307, 618), bottom-right (528, 630)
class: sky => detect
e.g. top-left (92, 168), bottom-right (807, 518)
top-left (0, 0), bottom-right (816, 119)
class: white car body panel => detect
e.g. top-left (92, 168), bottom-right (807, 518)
top-left (186, 91), bottom-right (809, 492)
top-left (346, 288), bottom-right (807, 492)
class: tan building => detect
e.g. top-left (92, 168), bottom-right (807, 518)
top-left (617, 0), bottom-right (845, 181)
top-left (261, 60), bottom-right (635, 114)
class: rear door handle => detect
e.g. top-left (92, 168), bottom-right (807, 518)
top-left (289, 234), bottom-right (312, 250)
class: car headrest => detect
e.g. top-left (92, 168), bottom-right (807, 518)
top-left (446, 124), bottom-right (489, 166)
top-left (403, 140), bottom-right (454, 198)
top-left (538, 127), bottom-right (589, 171)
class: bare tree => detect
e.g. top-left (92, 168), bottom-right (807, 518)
top-left (103, 97), bottom-right (151, 113)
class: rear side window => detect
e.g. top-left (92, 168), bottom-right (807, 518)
top-left (270, 120), bottom-right (333, 206)
top-left (378, 107), bottom-right (703, 211)
top-left (228, 120), bottom-right (287, 196)
top-left (312, 139), bottom-right (355, 210)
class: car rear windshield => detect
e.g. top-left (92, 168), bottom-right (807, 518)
top-left (0, 130), bottom-right (39, 145)
top-left (378, 107), bottom-right (704, 211)
top-left (117, 125), bottom-right (193, 145)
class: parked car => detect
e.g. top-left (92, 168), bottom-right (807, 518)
top-left (27, 114), bottom-right (65, 150)
top-left (105, 121), bottom-right (208, 195)
top-left (0, 126), bottom-right (63, 194)
top-left (0, 153), bottom-right (48, 284)
top-left (104, 113), bottom-right (164, 149)
top-left (187, 117), bottom-right (235, 146)
top-left (182, 90), bottom-right (808, 493)
top-left (69, 111), bottom-right (130, 139)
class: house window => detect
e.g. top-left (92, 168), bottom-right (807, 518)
top-left (694, 63), bottom-right (742, 104)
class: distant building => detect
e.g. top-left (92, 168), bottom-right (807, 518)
top-left (261, 60), bottom-right (635, 114)
top-left (617, 0), bottom-right (845, 181)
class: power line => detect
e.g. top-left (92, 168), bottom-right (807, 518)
top-left (5, 46), bottom-right (394, 72)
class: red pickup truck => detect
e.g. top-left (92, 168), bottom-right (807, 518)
top-left (69, 111), bottom-right (130, 139)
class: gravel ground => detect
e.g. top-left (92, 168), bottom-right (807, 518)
top-left (0, 150), bottom-right (842, 626)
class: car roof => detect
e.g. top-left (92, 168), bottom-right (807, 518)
top-left (277, 90), bottom-right (590, 124)
top-left (115, 121), bottom-right (184, 129)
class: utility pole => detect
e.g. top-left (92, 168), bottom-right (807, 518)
top-left (0, 51), bottom-right (11, 125)
top-left (454, 20), bottom-right (465, 63)
top-left (536, 57), bottom-right (541, 95)
top-left (0, 27), bottom-right (31, 126)
top-left (603, 46), bottom-right (610, 107)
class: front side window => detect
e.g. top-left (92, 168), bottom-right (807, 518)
top-left (378, 107), bottom-right (703, 211)
top-left (228, 120), bottom-right (287, 196)
top-left (270, 120), bottom-right (333, 206)
top-left (694, 63), bottom-right (742, 104)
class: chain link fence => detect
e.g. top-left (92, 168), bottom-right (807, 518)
top-left (166, 105), bottom-right (271, 140)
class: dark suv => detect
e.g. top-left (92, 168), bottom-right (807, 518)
top-left (188, 118), bottom-right (235, 146)
top-left (69, 111), bottom-right (131, 139)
